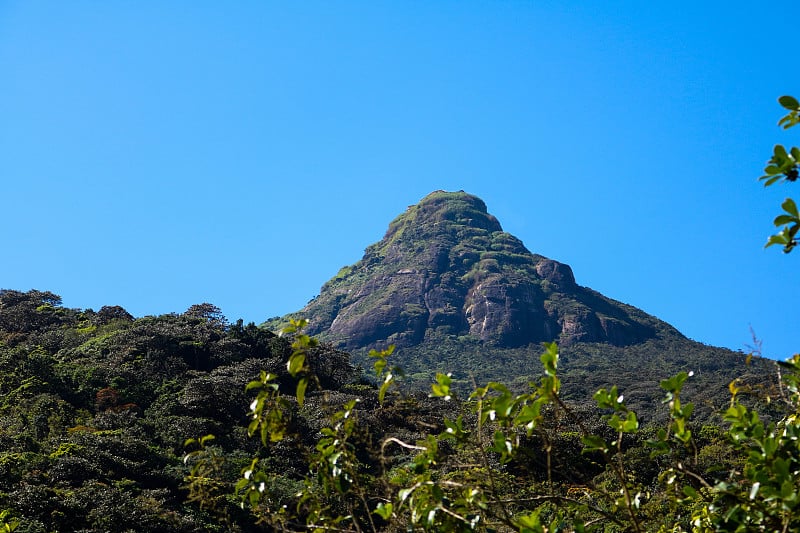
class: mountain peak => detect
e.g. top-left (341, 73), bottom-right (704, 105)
top-left (299, 191), bottom-right (664, 351)
top-left (390, 190), bottom-right (503, 236)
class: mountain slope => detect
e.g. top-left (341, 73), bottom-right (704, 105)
top-left (299, 190), bottom-right (672, 350)
top-left (270, 190), bottom-right (769, 419)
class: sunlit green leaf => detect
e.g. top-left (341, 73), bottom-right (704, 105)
top-left (374, 502), bottom-right (393, 520)
top-left (378, 373), bottom-right (393, 405)
top-left (296, 377), bottom-right (308, 407)
top-left (288, 353), bottom-right (305, 375)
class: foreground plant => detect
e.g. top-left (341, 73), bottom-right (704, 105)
top-left (178, 310), bottom-right (800, 532)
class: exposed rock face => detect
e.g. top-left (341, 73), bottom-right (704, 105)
top-left (300, 190), bottom-right (663, 350)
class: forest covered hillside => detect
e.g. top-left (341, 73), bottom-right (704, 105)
top-left (0, 290), bottom-right (366, 531)
top-left (269, 191), bottom-right (771, 417)
top-left (0, 287), bottom-right (789, 532)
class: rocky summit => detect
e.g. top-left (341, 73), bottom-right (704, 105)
top-left (299, 190), bottom-right (670, 351)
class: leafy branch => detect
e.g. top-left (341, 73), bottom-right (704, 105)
top-left (761, 95), bottom-right (800, 253)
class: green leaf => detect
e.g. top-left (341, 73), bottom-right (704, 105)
top-left (607, 413), bottom-right (623, 433)
top-left (621, 411), bottom-right (639, 433)
top-left (540, 342), bottom-right (559, 376)
top-left (296, 377), bottom-right (308, 407)
top-left (660, 372), bottom-right (688, 393)
top-left (492, 430), bottom-right (513, 460)
top-left (515, 403), bottom-right (542, 426)
top-left (766, 231), bottom-right (791, 248)
top-left (779, 95), bottom-right (799, 110)
top-left (780, 478), bottom-right (796, 500)
top-left (781, 198), bottom-right (799, 218)
top-left (581, 434), bottom-right (609, 453)
top-left (430, 372), bottom-right (452, 400)
top-left (682, 485), bottom-right (698, 499)
top-left (593, 387), bottom-right (614, 409)
top-left (398, 487), bottom-right (414, 503)
top-left (646, 439), bottom-right (669, 454)
top-left (515, 508), bottom-right (544, 530)
top-left (774, 214), bottom-right (797, 226)
top-left (374, 502), bottom-right (393, 520)
top-left (378, 373), bottom-right (393, 405)
top-left (288, 353), bottom-right (305, 376)
top-left (245, 380), bottom-right (263, 391)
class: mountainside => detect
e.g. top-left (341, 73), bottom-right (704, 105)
top-left (298, 190), bottom-right (673, 350)
top-left (274, 190), bottom-right (768, 415)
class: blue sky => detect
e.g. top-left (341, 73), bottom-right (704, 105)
top-left (1, 2), bottom-right (798, 359)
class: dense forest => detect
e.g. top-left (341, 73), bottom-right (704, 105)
top-left (0, 287), bottom-right (797, 532)
top-left (0, 289), bottom-right (306, 531)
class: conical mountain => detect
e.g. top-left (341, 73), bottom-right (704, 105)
top-left (300, 190), bottom-right (671, 350)
top-left (274, 190), bottom-right (770, 421)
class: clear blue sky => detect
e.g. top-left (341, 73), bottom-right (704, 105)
top-left (2, 2), bottom-right (798, 359)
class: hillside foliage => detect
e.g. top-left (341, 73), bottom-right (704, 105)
top-left (0, 288), bottom-right (792, 532)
